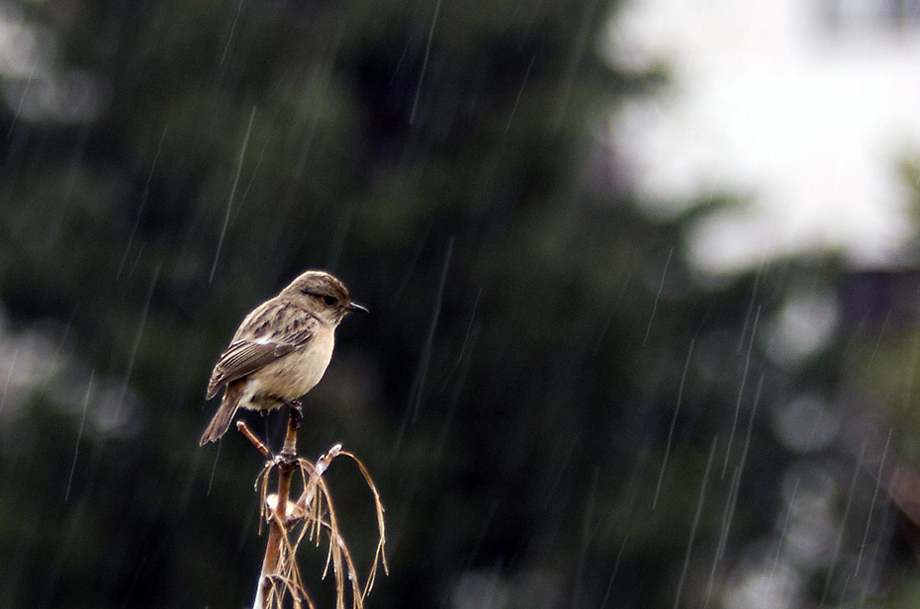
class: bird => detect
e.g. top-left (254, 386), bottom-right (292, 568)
top-left (199, 270), bottom-right (367, 445)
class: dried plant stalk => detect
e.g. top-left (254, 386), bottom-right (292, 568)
top-left (246, 414), bottom-right (387, 609)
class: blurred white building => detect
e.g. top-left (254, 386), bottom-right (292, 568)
top-left (607, 0), bottom-right (920, 274)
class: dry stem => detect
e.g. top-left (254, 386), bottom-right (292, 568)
top-left (244, 412), bottom-right (387, 609)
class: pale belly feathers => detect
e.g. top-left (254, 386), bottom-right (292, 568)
top-left (238, 329), bottom-right (335, 410)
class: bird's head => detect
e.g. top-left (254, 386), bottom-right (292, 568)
top-left (282, 270), bottom-right (367, 325)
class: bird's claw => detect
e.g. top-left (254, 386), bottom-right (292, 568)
top-left (286, 399), bottom-right (303, 429)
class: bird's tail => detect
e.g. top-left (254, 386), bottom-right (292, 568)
top-left (199, 384), bottom-right (243, 445)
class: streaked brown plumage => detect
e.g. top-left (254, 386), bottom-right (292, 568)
top-left (199, 270), bottom-right (366, 445)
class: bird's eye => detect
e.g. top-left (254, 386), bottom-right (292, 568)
top-left (323, 295), bottom-right (337, 306)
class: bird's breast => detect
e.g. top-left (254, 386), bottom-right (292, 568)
top-left (254, 328), bottom-right (335, 399)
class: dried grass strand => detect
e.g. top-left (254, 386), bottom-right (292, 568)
top-left (253, 441), bottom-right (387, 609)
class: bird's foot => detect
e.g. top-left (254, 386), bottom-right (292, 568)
top-left (286, 399), bottom-right (303, 430)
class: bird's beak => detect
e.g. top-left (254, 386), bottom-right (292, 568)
top-left (346, 301), bottom-right (369, 314)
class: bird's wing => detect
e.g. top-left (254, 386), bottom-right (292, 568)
top-left (206, 300), bottom-right (320, 399)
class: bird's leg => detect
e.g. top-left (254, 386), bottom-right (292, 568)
top-left (260, 408), bottom-right (272, 455)
top-left (285, 399), bottom-right (303, 430)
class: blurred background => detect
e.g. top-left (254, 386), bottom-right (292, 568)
top-left (2, 0), bottom-right (920, 607)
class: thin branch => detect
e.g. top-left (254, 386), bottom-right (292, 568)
top-left (238, 421), bottom-right (271, 457)
top-left (244, 410), bottom-right (387, 609)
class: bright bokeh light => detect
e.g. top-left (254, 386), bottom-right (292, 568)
top-left (606, 0), bottom-right (920, 274)
top-left (765, 283), bottom-right (839, 366)
top-left (0, 1), bottom-right (107, 124)
top-left (772, 394), bottom-right (840, 453)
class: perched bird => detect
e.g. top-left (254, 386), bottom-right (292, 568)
top-left (199, 270), bottom-right (366, 445)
